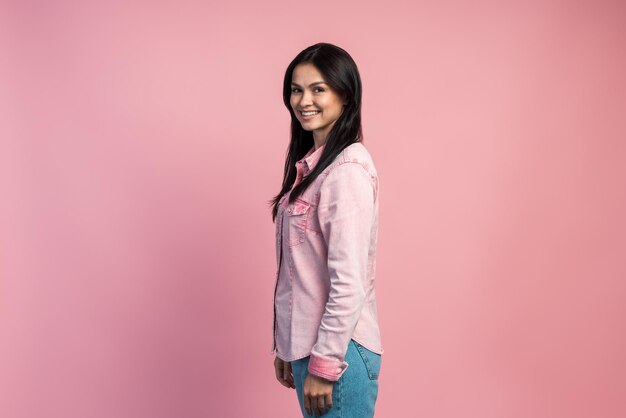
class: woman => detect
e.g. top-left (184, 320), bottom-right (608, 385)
top-left (269, 43), bottom-right (383, 417)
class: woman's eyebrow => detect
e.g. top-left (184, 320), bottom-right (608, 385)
top-left (291, 81), bottom-right (326, 87)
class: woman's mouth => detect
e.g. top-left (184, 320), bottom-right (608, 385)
top-left (300, 110), bottom-right (321, 120)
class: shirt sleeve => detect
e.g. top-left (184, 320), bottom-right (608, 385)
top-left (307, 162), bottom-right (376, 381)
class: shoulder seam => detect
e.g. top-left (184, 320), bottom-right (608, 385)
top-left (319, 161), bottom-right (377, 202)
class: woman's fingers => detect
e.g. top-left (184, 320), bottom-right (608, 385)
top-left (316, 395), bottom-right (327, 416)
top-left (303, 394), bottom-right (312, 417)
top-left (274, 357), bottom-right (288, 387)
top-left (324, 393), bottom-right (333, 411)
top-left (283, 361), bottom-right (295, 388)
top-left (288, 366), bottom-right (295, 388)
top-left (303, 374), bottom-right (333, 416)
top-left (274, 357), bottom-right (295, 389)
top-left (305, 394), bottom-right (328, 417)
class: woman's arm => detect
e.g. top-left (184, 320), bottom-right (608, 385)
top-left (307, 162), bottom-right (376, 381)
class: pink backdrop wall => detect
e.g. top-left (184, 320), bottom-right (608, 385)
top-left (1, 1), bottom-right (625, 417)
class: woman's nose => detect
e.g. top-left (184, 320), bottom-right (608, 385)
top-left (299, 91), bottom-right (313, 106)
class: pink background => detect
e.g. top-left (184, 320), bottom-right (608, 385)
top-left (1, 1), bottom-right (625, 417)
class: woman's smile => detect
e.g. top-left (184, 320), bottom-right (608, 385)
top-left (300, 110), bottom-right (321, 120)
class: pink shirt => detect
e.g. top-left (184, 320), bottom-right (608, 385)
top-left (270, 141), bottom-right (383, 382)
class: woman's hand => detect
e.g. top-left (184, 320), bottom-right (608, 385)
top-left (274, 356), bottom-right (295, 389)
top-left (303, 374), bottom-right (334, 416)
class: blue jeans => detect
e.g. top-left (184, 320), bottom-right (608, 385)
top-left (290, 339), bottom-right (381, 417)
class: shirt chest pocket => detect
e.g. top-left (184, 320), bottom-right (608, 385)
top-left (285, 199), bottom-right (312, 247)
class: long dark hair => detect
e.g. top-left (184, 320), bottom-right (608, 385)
top-left (269, 42), bottom-right (364, 222)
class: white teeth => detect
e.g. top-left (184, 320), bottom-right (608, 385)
top-left (302, 111), bottom-right (320, 116)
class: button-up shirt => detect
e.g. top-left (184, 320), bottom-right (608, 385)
top-left (271, 141), bottom-right (383, 382)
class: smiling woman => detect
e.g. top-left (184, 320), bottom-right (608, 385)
top-left (290, 68), bottom-right (348, 147)
top-left (268, 43), bottom-right (383, 418)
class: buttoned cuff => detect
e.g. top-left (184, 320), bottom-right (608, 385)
top-left (307, 353), bottom-right (349, 382)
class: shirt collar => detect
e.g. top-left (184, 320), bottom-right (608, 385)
top-left (297, 143), bottom-right (325, 173)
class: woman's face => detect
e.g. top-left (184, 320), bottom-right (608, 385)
top-left (290, 63), bottom-right (347, 143)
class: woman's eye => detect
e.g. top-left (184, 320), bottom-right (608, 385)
top-left (291, 88), bottom-right (324, 93)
